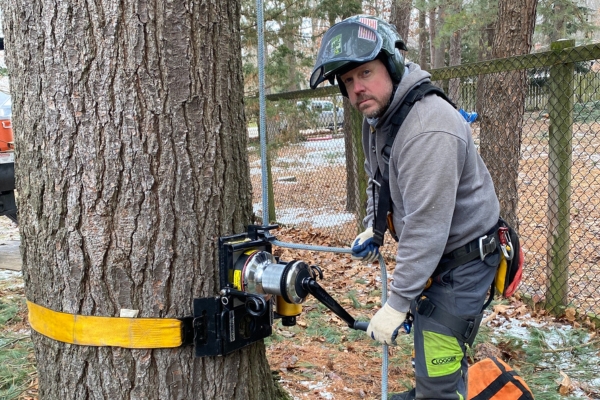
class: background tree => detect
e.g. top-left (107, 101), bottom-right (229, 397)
top-left (2, 0), bottom-right (286, 398)
top-left (390, 0), bottom-right (413, 42)
top-left (535, 0), bottom-right (596, 47)
top-left (417, 7), bottom-right (430, 68)
top-left (479, 0), bottom-right (538, 227)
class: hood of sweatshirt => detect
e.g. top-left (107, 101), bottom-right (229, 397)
top-left (375, 62), bottom-right (431, 129)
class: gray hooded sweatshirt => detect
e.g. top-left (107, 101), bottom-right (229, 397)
top-left (361, 62), bottom-right (500, 313)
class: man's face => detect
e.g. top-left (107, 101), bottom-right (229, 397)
top-left (340, 59), bottom-right (394, 119)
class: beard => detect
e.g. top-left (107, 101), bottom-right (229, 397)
top-left (356, 94), bottom-right (389, 119)
top-left (353, 81), bottom-right (395, 119)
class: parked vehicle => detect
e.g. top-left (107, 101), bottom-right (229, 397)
top-left (296, 100), bottom-right (344, 130)
top-left (0, 90), bottom-right (17, 224)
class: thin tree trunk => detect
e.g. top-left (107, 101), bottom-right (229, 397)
top-left (429, 8), bottom-right (437, 67)
top-left (475, 20), bottom-right (496, 116)
top-left (551, 2), bottom-right (566, 43)
top-left (390, 0), bottom-right (413, 43)
top-left (448, 1), bottom-right (462, 104)
top-left (284, 9), bottom-right (298, 92)
top-left (433, 5), bottom-right (446, 69)
top-left (3, 0), bottom-right (284, 398)
top-left (418, 8), bottom-right (429, 70)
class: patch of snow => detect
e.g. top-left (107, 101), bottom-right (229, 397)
top-left (299, 381), bottom-right (333, 399)
top-left (253, 204), bottom-right (355, 228)
top-left (0, 269), bottom-right (21, 280)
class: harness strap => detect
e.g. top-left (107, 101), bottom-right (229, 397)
top-left (415, 296), bottom-right (482, 346)
top-left (372, 83), bottom-right (453, 246)
top-left (433, 223), bottom-right (500, 278)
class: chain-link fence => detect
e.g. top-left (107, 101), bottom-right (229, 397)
top-left (248, 42), bottom-right (600, 324)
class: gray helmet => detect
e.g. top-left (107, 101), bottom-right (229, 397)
top-left (309, 15), bottom-right (407, 97)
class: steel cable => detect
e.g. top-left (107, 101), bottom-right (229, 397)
top-left (272, 240), bottom-right (390, 400)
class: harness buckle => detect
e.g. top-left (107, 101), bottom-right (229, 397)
top-left (478, 234), bottom-right (498, 261)
top-left (478, 235), bottom-right (488, 261)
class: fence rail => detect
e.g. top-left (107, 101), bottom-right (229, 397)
top-left (248, 41), bottom-right (600, 327)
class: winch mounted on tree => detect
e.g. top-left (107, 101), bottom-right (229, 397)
top-left (190, 224), bottom-right (368, 357)
top-left (26, 224), bottom-right (368, 355)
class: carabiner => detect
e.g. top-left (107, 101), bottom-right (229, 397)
top-left (498, 227), bottom-right (514, 260)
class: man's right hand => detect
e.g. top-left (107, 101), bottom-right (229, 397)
top-left (351, 227), bottom-right (380, 263)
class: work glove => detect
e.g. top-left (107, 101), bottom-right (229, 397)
top-left (366, 303), bottom-right (408, 345)
top-left (351, 227), bottom-right (380, 263)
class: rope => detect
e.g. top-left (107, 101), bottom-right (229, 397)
top-left (272, 240), bottom-right (389, 400)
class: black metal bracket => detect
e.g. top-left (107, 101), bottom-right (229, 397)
top-left (191, 291), bottom-right (273, 357)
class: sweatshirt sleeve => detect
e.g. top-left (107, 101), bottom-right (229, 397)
top-left (386, 129), bottom-right (468, 312)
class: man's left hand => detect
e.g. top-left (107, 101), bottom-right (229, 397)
top-left (366, 303), bottom-right (407, 345)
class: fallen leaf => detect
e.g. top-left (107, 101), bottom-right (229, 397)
top-left (493, 304), bottom-right (512, 314)
top-left (564, 307), bottom-right (576, 322)
top-left (482, 310), bottom-right (498, 325)
top-left (515, 305), bottom-right (528, 316)
top-left (557, 371), bottom-right (572, 395)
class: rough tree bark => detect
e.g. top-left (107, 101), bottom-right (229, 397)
top-left (418, 8), bottom-right (429, 70)
top-left (3, 0), bottom-right (285, 399)
top-left (428, 5), bottom-right (447, 69)
top-left (390, 0), bottom-right (412, 43)
top-left (448, 1), bottom-right (462, 104)
top-left (479, 0), bottom-right (538, 227)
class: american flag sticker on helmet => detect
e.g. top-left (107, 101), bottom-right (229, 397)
top-left (358, 18), bottom-right (377, 42)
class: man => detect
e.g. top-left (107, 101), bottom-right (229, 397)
top-left (310, 15), bottom-right (501, 400)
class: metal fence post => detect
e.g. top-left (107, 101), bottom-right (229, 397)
top-left (545, 39), bottom-right (575, 314)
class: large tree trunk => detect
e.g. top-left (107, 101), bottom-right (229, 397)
top-left (3, 0), bottom-right (284, 399)
top-left (479, 0), bottom-right (537, 227)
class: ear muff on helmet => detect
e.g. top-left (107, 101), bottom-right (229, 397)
top-left (385, 46), bottom-right (406, 82)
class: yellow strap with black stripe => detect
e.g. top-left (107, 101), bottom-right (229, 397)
top-left (27, 300), bottom-right (184, 348)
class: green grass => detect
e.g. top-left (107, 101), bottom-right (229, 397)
top-left (472, 313), bottom-right (600, 399)
top-left (0, 296), bottom-right (36, 400)
top-left (0, 335), bottom-right (35, 399)
top-left (0, 297), bottom-right (19, 326)
top-left (346, 291), bottom-right (362, 310)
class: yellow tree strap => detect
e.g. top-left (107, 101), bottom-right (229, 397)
top-left (27, 300), bottom-right (184, 349)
